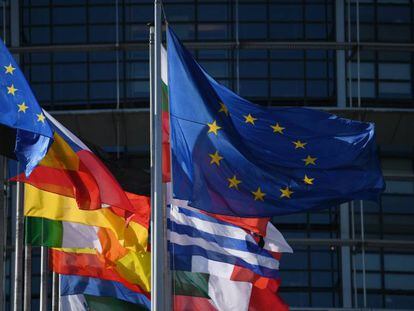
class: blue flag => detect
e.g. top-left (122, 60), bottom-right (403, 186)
top-left (0, 40), bottom-right (53, 176)
top-left (167, 27), bottom-right (385, 217)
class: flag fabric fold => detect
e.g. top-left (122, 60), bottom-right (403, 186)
top-left (14, 111), bottom-right (137, 212)
top-left (168, 201), bottom-right (292, 279)
top-left (60, 275), bottom-right (150, 309)
top-left (166, 26), bottom-right (385, 217)
top-left (0, 41), bottom-right (53, 175)
top-left (24, 184), bottom-right (148, 252)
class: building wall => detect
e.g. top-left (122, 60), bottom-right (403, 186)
top-left (0, 0), bottom-right (413, 310)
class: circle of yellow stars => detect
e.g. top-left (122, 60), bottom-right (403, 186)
top-left (4, 62), bottom-right (46, 124)
top-left (205, 100), bottom-right (318, 204)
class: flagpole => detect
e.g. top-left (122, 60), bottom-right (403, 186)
top-left (51, 272), bottom-right (59, 311)
top-left (23, 244), bottom-right (31, 311)
top-left (0, 157), bottom-right (5, 311)
top-left (13, 180), bottom-right (24, 311)
top-left (39, 246), bottom-right (48, 311)
top-left (152, 0), bottom-right (166, 309)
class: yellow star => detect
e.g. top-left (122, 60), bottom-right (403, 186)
top-left (303, 175), bottom-right (314, 185)
top-left (37, 113), bottom-right (45, 123)
top-left (218, 102), bottom-right (229, 116)
top-left (207, 120), bottom-right (221, 135)
top-left (280, 186), bottom-right (293, 199)
top-left (227, 175), bottom-right (242, 190)
top-left (251, 187), bottom-right (266, 201)
top-left (7, 84), bottom-right (17, 96)
top-left (209, 151), bottom-right (223, 166)
top-left (4, 63), bottom-right (16, 75)
top-left (17, 102), bottom-right (28, 113)
top-left (293, 140), bottom-right (307, 149)
top-left (244, 114), bottom-right (257, 125)
top-left (270, 123), bottom-right (284, 134)
top-left (303, 155), bottom-right (317, 166)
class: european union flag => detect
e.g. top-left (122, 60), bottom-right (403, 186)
top-left (167, 28), bottom-right (385, 217)
top-left (0, 40), bottom-right (53, 176)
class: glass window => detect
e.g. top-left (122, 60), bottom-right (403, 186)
top-left (239, 4), bottom-right (266, 22)
top-left (198, 24), bottom-right (230, 40)
top-left (53, 7), bottom-right (86, 25)
top-left (198, 4), bottom-right (228, 22)
top-left (271, 80), bottom-right (305, 97)
top-left (379, 82), bottom-right (411, 98)
top-left (378, 63), bottom-right (411, 80)
top-left (269, 5), bottom-right (302, 22)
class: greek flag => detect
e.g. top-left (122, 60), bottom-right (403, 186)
top-left (167, 201), bottom-right (292, 279)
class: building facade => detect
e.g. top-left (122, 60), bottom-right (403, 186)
top-left (0, 0), bottom-right (414, 310)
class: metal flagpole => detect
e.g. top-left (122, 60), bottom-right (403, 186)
top-left (0, 157), bottom-right (5, 311)
top-left (51, 272), bottom-right (59, 311)
top-left (13, 178), bottom-right (24, 311)
top-left (152, 0), bottom-right (166, 309)
top-left (23, 245), bottom-right (31, 311)
top-left (39, 246), bottom-right (48, 311)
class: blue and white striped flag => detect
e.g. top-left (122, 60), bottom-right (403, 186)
top-left (167, 200), bottom-right (292, 279)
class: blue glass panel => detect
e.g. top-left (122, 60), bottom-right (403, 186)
top-left (29, 27), bottom-right (51, 44)
top-left (311, 292), bottom-right (335, 307)
top-left (198, 4), bottom-right (228, 22)
top-left (379, 82), bottom-right (411, 98)
top-left (385, 274), bottom-right (414, 290)
top-left (281, 271), bottom-right (309, 287)
top-left (311, 252), bottom-right (334, 269)
top-left (357, 272), bottom-right (382, 289)
top-left (239, 79), bottom-right (268, 97)
top-left (127, 81), bottom-right (149, 98)
top-left (281, 252), bottom-right (309, 270)
top-left (198, 24), bottom-right (230, 40)
top-left (31, 84), bottom-right (51, 102)
top-left (164, 5), bottom-right (194, 22)
top-left (90, 82), bottom-right (116, 100)
top-left (90, 63), bottom-right (117, 80)
top-left (239, 61), bottom-right (267, 78)
top-left (307, 81), bottom-right (328, 97)
top-left (271, 61), bottom-right (304, 79)
top-left (270, 23), bottom-right (303, 40)
top-left (28, 65), bottom-right (51, 82)
top-left (125, 24), bottom-right (148, 41)
top-left (385, 295), bottom-right (414, 308)
top-left (89, 6), bottom-right (116, 23)
top-left (239, 23), bottom-right (267, 40)
top-left (378, 25), bottom-right (411, 42)
top-left (279, 292), bottom-right (309, 307)
top-left (306, 4), bottom-right (332, 22)
top-left (311, 272), bottom-right (334, 287)
top-left (239, 4), bottom-right (266, 22)
top-left (53, 7), bottom-right (86, 25)
top-left (384, 254), bottom-right (414, 272)
top-left (54, 52), bottom-right (87, 63)
top-left (378, 6), bottom-right (410, 23)
top-left (54, 64), bottom-right (87, 82)
top-left (29, 8), bottom-right (50, 25)
top-left (126, 62), bottom-right (148, 79)
top-left (306, 23), bottom-right (331, 40)
top-left (54, 83), bottom-right (87, 101)
top-left (125, 5), bottom-right (152, 22)
top-left (269, 4), bottom-right (302, 21)
top-left (53, 26), bottom-right (87, 44)
top-left (379, 63), bottom-right (411, 80)
top-left (355, 253), bottom-right (381, 270)
top-left (271, 80), bottom-right (305, 97)
top-left (89, 25), bottom-right (116, 43)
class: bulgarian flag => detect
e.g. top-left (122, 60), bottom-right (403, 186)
top-left (173, 270), bottom-right (289, 311)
